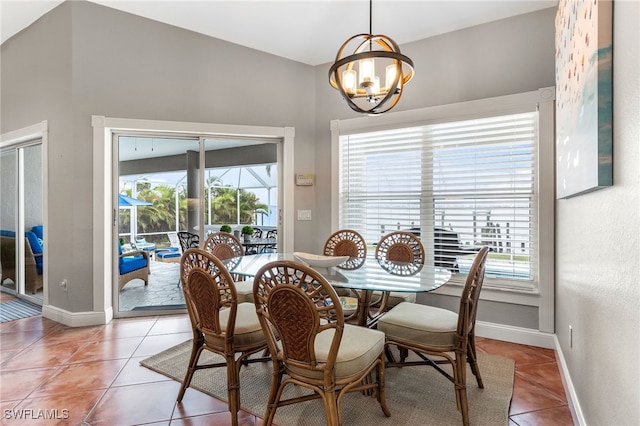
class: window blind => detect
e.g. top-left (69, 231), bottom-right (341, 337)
top-left (339, 111), bottom-right (538, 290)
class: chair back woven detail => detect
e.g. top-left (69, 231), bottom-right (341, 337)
top-left (375, 231), bottom-right (425, 264)
top-left (323, 229), bottom-right (367, 270)
top-left (253, 260), bottom-right (390, 425)
top-left (255, 261), bottom-right (342, 369)
top-left (177, 231), bottom-right (199, 253)
top-left (269, 286), bottom-right (320, 363)
top-left (178, 248), bottom-right (268, 425)
top-left (203, 232), bottom-right (244, 260)
top-left (180, 249), bottom-right (236, 338)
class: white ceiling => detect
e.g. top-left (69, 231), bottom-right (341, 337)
top-left (1, 0), bottom-right (557, 66)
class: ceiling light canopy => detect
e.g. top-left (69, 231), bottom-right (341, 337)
top-left (328, 0), bottom-right (414, 115)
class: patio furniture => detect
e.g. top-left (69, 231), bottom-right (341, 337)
top-left (118, 242), bottom-right (150, 290)
top-left (134, 238), bottom-right (156, 259)
top-left (252, 259), bottom-right (390, 425)
top-left (155, 232), bottom-right (181, 262)
top-left (264, 229), bottom-right (278, 252)
top-left (177, 231), bottom-right (199, 252)
top-left (0, 234), bottom-right (43, 294)
top-left (378, 246), bottom-right (489, 426)
top-left (177, 248), bottom-right (268, 426)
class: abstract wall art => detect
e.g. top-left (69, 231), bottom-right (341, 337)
top-left (555, 0), bottom-right (613, 199)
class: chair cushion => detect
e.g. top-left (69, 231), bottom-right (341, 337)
top-left (377, 302), bottom-right (458, 348)
top-left (156, 249), bottom-right (181, 259)
top-left (204, 302), bottom-right (265, 349)
top-left (234, 280), bottom-right (254, 303)
top-left (120, 255), bottom-right (147, 274)
top-left (31, 225), bottom-right (44, 240)
top-left (288, 324), bottom-right (384, 380)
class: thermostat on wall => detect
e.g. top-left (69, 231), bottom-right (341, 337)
top-left (295, 174), bottom-right (314, 186)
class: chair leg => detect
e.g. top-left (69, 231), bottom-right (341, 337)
top-left (376, 355), bottom-right (391, 417)
top-left (227, 356), bottom-right (241, 426)
top-left (467, 334), bottom-right (484, 388)
top-left (177, 340), bottom-right (204, 402)
top-left (454, 351), bottom-right (470, 426)
top-left (321, 388), bottom-right (339, 426)
top-left (264, 364), bottom-right (284, 426)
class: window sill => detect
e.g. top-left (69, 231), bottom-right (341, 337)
top-left (431, 282), bottom-right (541, 307)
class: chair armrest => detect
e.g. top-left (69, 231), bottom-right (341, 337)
top-left (120, 250), bottom-right (150, 262)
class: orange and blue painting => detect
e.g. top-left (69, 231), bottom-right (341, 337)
top-left (555, 0), bottom-right (612, 199)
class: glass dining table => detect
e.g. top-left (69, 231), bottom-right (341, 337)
top-left (222, 253), bottom-right (452, 327)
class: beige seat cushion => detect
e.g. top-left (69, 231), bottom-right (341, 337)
top-left (234, 280), bottom-right (254, 303)
top-left (288, 324), bottom-right (385, 380)
top-left (377, 302), bottom-right (458, 349)
top-left (204, 302), bottom-right (265, 349)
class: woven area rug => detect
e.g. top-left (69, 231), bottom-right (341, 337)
top-left (142, 340), bottom-right (514, 425)
top-left (0, 299), bottom-right (42, 323)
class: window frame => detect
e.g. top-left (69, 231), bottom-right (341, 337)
top-left (330, 88), bottom-right (555, 332)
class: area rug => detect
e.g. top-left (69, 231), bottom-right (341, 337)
top-left (141, 340), bottom-right (514, 425)
top-left (0, 299), bottom-right (42, 323)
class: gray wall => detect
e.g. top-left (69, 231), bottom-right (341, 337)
top-left (555, 1), bottom-right (640, 424)
top-left (314, 8), bottom-right (557, 329)
top-left (2, 1), bottom-right (317, 311)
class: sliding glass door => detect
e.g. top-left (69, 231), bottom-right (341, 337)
top-left (115, 134), bottom-right (279, 316)
top-left (0, 142), bottom-right (44, 302)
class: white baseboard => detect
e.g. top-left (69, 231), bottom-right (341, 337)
top-left (553, 335), bottom-right (585, 426)
top-left (475, 320), bottom-right (556, 348)
top-left (42, 304), bottom-right (113, 327)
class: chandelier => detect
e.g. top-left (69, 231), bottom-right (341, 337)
top-left (328, 0), bottom-right (414, 115)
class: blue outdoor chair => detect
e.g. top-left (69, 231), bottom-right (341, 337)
top-left (118, 242), bottom-right (150, 290)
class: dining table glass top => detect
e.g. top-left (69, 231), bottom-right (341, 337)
top-left (223, 252), bottom-right (452, 293)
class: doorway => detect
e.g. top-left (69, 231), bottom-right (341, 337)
top-left (114, 131), bottom-right (285, 316)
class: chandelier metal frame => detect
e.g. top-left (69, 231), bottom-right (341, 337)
top-left (328, 0), bottom-right (414, 114)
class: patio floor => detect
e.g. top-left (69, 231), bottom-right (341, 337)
top-left (118, 260), bottom-right (185, 311)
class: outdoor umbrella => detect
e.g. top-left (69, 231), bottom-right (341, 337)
top-left (119, 194), bottom-right (152, 240)
top-left (119, 194), bottom-right (153, 206)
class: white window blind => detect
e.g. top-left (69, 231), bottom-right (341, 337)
top-left (339, 111), bottom-right (538, 290)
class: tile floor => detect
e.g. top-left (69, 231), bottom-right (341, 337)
top-left (0, 293), bottom-right (574, 426)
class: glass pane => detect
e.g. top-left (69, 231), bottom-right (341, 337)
top-left (0, 150), bottom-right (17, 294)
top-left (23, 144), bottom-right (44, 298)
top-left (117, 136), bottom-right (200, 313)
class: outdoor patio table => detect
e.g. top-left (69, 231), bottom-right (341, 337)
top-left (223, 252), bottom-right (451, 327)
top-left (241, 238), bottom-right (277, 254)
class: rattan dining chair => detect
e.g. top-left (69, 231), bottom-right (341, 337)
top-left (202, 232), bottom-right (253, 302)
top-left (253, 260), bottom-right (390, 426)
top-left (323, 229), bottom-right (367, 270)
top-left (377, 246), bottom-right (490, 426)
top-left (323, 229), bottom-right (367, 321)
top-left (177, 248), bottom-right (269, 426)
top-left (374, 230), bottom-right (426, 309)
